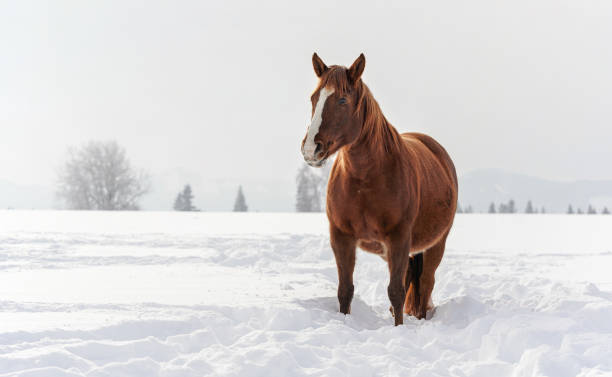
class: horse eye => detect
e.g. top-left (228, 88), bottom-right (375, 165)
top-left (338, 97), bottom-right (347, 105)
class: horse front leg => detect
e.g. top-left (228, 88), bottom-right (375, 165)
top-left (330, 225), bottom-right (356, 315)
top-left (387, 231), bottom-right (411, 326)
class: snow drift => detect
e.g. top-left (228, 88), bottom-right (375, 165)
top-left (0, 211), bottom-right (611, 376)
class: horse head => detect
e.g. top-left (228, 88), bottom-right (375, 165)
top-left (301, 53), bottom-right (366, 167)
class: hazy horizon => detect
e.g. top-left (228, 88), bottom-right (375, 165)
top-left (2, 1), bottom-right (612, 211)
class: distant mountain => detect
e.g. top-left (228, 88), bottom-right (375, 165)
top-left (458, 169), bottom-right (612, 213)
top-left (0, 180), bottom-right (55, 209)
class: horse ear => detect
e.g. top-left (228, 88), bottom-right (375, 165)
top-left (348, 53), bottom-right (366, 84)
top-left (312, 53), bottom-right (328, 77)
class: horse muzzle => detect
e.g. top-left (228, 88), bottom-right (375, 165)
top-left (305, 158), bottom-right (326, 168)
top-left (302, 141), bottom-right (327, 167)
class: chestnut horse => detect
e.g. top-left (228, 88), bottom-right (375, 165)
top-left (301, 53), bottom-right (458, 326)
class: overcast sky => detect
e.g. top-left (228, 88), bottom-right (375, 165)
top-left (1, 1), bottom-right (611, 210)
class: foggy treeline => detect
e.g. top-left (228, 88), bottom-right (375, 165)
top-left (295, 164), bottom-right (611, 215)
top-left (55, 141), bottom-right (610, 215)
top-left (56, 141), bottom-right (250, 212)
top-left (458, 199), bottom-right (610, 215)
top-left (172, 184), bottom-right (249, 212)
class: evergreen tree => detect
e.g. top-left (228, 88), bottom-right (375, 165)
top-left (498, 199), bottom-right (515, 214)
top-left (488, 202), bottom-right (496, 213)
top-left (525, 200), bottom-right (534, 214)
top-left (173, 192), bottom-right (184, 211)
top-left (541, 206), bottom-right (546, 214)
top-left (465, 205), bottom-right (473, 213)
top-left (456, 204), bottom-right (463, 214)
top-left (603, 207), bottom-right (610, 215)
top-left (508, 199), bottom-right (516, 214)
top-left (233, 185), bottom-right (248, 212)
top-left (577, 208), bottom-right (583, 214)
top-left (173, 184), bottom-right (198, 211)
top-left (295, 164), bottom-right (321, 212)
top-left (498, 199), bottom-right (516, 213)
top-left (567, 205), bottom-right (574, 214)
top-left (587, 204), bottom-right (597, 214)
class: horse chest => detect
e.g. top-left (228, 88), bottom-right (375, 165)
top-left (328, 180), bottom-right (400, 239)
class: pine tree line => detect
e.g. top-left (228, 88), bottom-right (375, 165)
top-left (457, 200), bottom-right (610, 214)
top-left (567, 204), bottom-right (608, 214)
top-left (172, 184), bottom-right (249, 212)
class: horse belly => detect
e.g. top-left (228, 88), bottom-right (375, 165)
top-left (410, 192), bottom-right (456, 252)
top-left (403, 132), bottom-right (458, 252)
top-left (357, 239), bottom-right (388, 260)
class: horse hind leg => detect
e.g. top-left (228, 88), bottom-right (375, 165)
top-left (404, 252), bottom-right (424, 318)
top-left (404, 233), bottom-right (447, 319)
top-left (386, 233), bottom-right (412, 326)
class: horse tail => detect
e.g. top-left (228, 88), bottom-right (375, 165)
top-left (407, 253), bottom-right (423, 302)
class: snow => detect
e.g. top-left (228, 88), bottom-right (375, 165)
top-left (1, 210), bottom-right (611, 376)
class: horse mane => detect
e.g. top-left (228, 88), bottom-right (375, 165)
top-left (318, 66), bottom-right (405, 157)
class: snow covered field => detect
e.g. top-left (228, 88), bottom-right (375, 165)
top-left (0, 210), bottom-right (611, 377)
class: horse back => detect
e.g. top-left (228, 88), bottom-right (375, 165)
top-left (401, 132), bottom-right (458, 189)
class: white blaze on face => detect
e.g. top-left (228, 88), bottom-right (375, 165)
top-left (303, 86), bottom-right (334, 161)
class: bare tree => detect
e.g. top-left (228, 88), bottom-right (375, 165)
top-left (296, 164), bottom-right (321, 212)
top-left (316, 161), bottom-right (332, 211)
top-left (57, 141), bottom-right (150, 210)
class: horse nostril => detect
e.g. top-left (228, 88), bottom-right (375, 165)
top-left (314, 141), bottom-right (323, 157)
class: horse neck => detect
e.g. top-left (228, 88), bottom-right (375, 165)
top-left (340, 101), bottom-right (404, 178)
